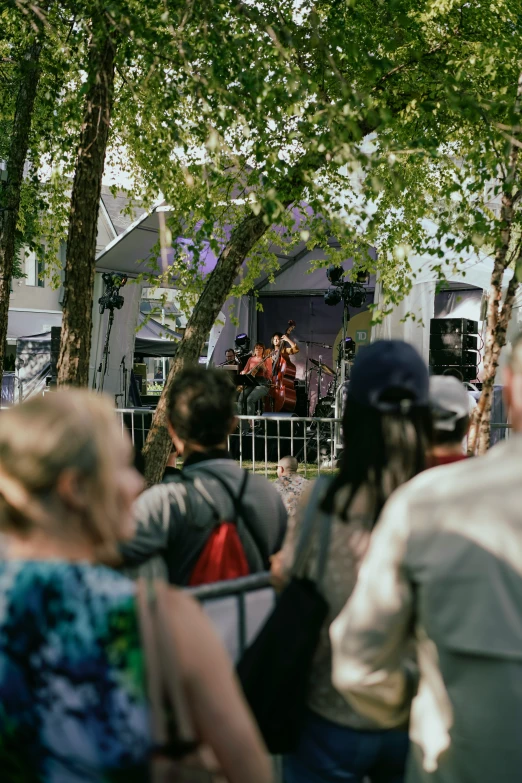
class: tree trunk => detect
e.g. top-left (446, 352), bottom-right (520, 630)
top-left (468, 72), bottom-right (522, 454)
top-left (142, 211), bottom-right (271, 484)
top-left (0, 40), bottom-right (42, 391)
top-left (57, 24), bottom-right (115, 387)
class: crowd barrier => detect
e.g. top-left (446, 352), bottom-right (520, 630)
top-left (187, 571), bottom-right (275, 663)
top-left (115, 408), bottom-right (342, 476)
top-left (188, 573), bottom-right (283, 781)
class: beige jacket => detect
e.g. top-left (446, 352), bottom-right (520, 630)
top-left (331, 436), bottom-right (522, 783)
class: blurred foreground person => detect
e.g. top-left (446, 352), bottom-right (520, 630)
top-left (427, 375), bottom-right (470, 466)
top-left (331, 335), bottom-right (522, 783)
top-left (279, 340), bottom-right (431, 783)
top-left (0, 391), bottom-right (272, 783)
top-left (117, 366), bottom-right (286, 585)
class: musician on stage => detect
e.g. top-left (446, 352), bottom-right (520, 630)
top-left (238, 342), bottom-right (273, 418)
top-left (270, 331), bottom-right (299, 358)
top-left (224, 348), bottom-right (239, 366)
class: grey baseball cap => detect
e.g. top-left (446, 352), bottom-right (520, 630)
top-left (429, 375), bottom-right (471, 431)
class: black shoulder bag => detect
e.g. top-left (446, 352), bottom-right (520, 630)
top-left (236, 475), bottom-right (333, 754)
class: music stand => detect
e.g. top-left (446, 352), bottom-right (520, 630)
top-left (221, 365), bottom-right (241, 386)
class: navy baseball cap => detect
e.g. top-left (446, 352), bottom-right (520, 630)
top-left (347, 340), bottom-right (429, 412)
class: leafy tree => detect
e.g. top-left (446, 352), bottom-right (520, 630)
top-left (0, 4), bottom-right (45, 389)
top-left (122, 0), bottom-right (521, 482)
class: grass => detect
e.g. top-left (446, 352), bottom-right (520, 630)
top-left (234, 460), bottom-right (335, 482)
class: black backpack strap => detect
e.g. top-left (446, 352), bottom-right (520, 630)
top-left (194, 468), bottom-right (267, 563)
top-left (180, 468), bottom-right (248, 524)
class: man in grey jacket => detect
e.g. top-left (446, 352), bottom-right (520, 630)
top-left (331, 334), bottom-right (522, 783)
top-left (118, 366), bottom-right (287, 585)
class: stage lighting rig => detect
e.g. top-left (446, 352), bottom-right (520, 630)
top-left (324, 265), bottom-right (368, 309)
top-left (234, 332), bottom-right (251, 358)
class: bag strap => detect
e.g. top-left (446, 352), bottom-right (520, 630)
top-left (137, 579), bottom-right (199, 756)
top-left (189, 468), bottom-right (267, 564)
top-left (194, 467), bottom-right (249, 524)
top-left (292, 475), bottom-right (333, 590)
top-left (199, 468), bottom-right (269, 562)
top-left (181, 468), bottom-right (248, 524)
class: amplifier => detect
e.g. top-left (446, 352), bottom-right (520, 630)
top-left (429, 333), bottom-right (478, 352)
top-left (430, 318), bottom-right (478, 336)
top-left (431, 365), bottom-right (478, 382)
top-left (429, 349), bottom-right (478, 366)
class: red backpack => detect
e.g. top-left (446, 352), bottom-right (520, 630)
top-left (188, 471), bottom-right (251, 586)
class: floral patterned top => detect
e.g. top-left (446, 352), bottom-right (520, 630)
top-left (0, 560), bottom-right (151, 782)
top-left (273, 473), bottom-right (311, 519)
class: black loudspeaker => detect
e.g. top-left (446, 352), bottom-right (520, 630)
top-left (429, 349), bottom-right (478, 366)
top-left (429, 318), bottom-right (479, 383)
top-left (430, 366), bottom-right (478, 383)
top-left (429, 333), bottom-right (478, 352)
top-left (49, 326), bottom-right (61, 387)
top-left (430, 318), bottom-right (478, 336)
top-left (294, 382), bottom-right (308, 417)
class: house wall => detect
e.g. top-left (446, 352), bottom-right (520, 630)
top-left (9, 207), bottom-right (116, 329)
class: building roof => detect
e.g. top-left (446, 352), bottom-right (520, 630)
top-left (100, 185), bottom-right (147, 236)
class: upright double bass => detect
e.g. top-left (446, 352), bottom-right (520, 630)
top-left (265, 320), bottom-right (297, 413)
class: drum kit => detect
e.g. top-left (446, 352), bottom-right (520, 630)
top-left (308, 357), bottom-right (336, 418)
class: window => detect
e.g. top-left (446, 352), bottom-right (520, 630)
top-left (24, 250), bottom-right (45, 288)
top-left (24, 251), bottom-right (36, 286)
top-left (37, 256), bottom-right (44, 288)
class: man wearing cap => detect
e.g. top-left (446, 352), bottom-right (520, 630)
top-left (331, 333), bottom-right (522, 783)
top-left (428, 376), bottom-right (472, 467)
top-left (274, 456), bottom-right (310, 519)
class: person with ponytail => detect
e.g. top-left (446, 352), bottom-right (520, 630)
top-left (0, 391), bottom-right (272, 783)
top-left (275, 340), bottom-right (432, 783)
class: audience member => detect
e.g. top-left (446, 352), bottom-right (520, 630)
top-left (274, 455), bottom-right (310, 518)
top-left (115, 366), bottom-right (287, 585)
top-left (331, 333), bottom-right (522, 783)
top-left (0, 391), bottom-right (272, 783)
top-left (428, 375), bottom-right (470, 466)
top-left (278, 340), bottom-right (432, 783)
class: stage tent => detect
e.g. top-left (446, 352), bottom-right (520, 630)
top-left (16, 315), bottom-right (182, 400)
top-left (95, 201), bottom-right (378, 409)
top-left (371, 233), bottom-right (522, 377)
top-left (94, 202), bottom-right (522, 402)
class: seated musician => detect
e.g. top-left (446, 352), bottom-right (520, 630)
top-left (271, 331), bottom-right (299, 357)
top-left (224, 348), bottom-right (239, 366)
top-left (238, 342), bottom-right (273, 419)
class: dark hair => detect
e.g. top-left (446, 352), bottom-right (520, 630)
top-left (254, 342), bottom-right (265, 350)
top-left (167, 366), bottom-right (236, 447)
top-left (432, 415), bottom-right (469, 446)
top-left (322, 398), bottom-right (432, 524)
top-left (271, 332), bottom-right (283, 346)
top-left (225, 348), bottom-right (235, 354)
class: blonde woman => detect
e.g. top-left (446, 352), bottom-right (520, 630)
top-left (0, 391), bottom-right (272, 783)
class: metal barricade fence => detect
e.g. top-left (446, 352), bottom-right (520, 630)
top-left (187, 572), bottom-right (274, 663)
top-left (114, 408), bottom-right (343, 477)
top-left (187, 573), bottom-right (283, 781)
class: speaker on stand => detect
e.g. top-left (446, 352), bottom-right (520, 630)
top-left (429, 318), bottom-right (479, 382)
top-left (48, 326), bottom-right (61, 389)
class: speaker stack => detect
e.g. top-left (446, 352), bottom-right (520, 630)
top-left (49, 326), bottom-right (61, 388)
top-left (429, 318), bottom-right (479, 383)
